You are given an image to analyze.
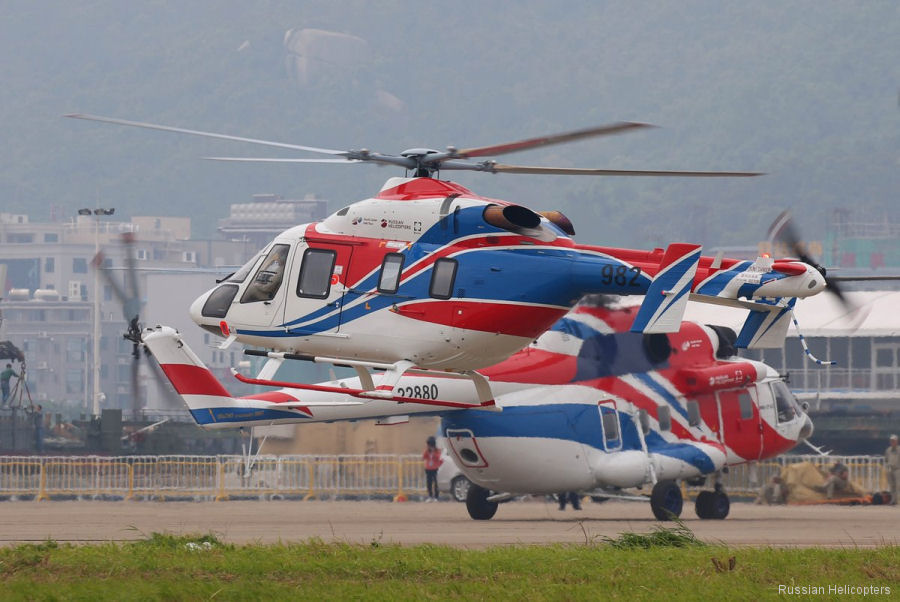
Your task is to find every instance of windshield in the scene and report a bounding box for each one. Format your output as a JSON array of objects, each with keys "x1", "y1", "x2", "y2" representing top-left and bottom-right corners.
[
  {"x1": 241, "y1": 244, "x2": 290, "y2": 303},
  {"x1": 226, "y1": 251, "x2": 264, "y2": 284},
  {"x1": 771, "y1": 380, "x2": 797, "y2": 423}
]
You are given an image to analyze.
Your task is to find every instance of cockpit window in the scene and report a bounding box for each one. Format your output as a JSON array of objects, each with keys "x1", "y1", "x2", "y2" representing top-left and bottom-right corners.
[
  {"x1": 227, "y1": 251, "x2": 263, "y2": 284},
  {"x1": 240, "y1": 244, "x2": 290, "y2": 303},
  {"x1": 297, "y1": 248, "x2": 337, "y2": 299},
  {"x1": 771, "y1": 380, "x2": 796, "y2": 423}
]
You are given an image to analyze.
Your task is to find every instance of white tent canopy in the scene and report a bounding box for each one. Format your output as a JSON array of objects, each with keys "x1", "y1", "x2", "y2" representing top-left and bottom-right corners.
[{"x1": 681, "y1": 290, "x2": 900, "y2": 338}]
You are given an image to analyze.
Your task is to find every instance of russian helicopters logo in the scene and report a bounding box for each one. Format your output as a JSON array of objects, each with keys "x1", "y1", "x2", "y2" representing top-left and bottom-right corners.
[{"x1": 681, "y1": 339, "x2": 703, "y2": 352}]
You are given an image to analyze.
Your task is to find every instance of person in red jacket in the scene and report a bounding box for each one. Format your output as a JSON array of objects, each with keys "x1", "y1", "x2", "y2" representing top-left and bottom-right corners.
[{"x1": 423, "y1": 436, "x2": 443, "y2": 502}]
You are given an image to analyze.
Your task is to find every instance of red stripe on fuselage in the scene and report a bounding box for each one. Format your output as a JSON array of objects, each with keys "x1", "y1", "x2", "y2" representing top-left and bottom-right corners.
[
  {"x1": 241, "y1": 391, "x2": 298, "y2": 403},
  {"x1": 159, "y1": 363, "x2": 231, "y2": 397},
  {"x1": 393, "y1": 301, "x2": 568, "y2": 338},
  {"x1": 375, "y1": 178, "x2": 498, "y2": 202},
  {"x1": 482, "y1": 348, "x2": 576, "y2": 384},
  {"x1": 241, "y1": 392, "x2": 313, "y2": 416}
]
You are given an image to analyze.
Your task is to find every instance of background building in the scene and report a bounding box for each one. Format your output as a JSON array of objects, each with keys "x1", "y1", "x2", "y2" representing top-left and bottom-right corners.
[{"x1": 0, "y1": 194, "x2": 328, "y2": 426}]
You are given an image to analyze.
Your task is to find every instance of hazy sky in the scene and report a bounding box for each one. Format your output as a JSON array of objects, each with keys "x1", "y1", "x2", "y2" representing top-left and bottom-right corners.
[{"x1": 1, "y1": 1, "x2": 897, "y2": 247}]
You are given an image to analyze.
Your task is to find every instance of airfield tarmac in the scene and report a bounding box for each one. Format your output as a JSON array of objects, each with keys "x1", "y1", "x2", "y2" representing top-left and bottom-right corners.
[{"x1": 1, "y1": 499, "x2": 898, "y2": 548}]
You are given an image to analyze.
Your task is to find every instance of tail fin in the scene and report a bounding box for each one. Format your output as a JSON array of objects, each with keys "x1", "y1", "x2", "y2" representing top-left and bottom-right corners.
[
  {"x1": 735, "y1": 299, "x2": 795, "y2": 349},
  {"x1": 142, "y1": 326, "x2": 241, "y2": 427},
  {"x1": 631, "y1": 243, "x2": 701, "y2": 334}
]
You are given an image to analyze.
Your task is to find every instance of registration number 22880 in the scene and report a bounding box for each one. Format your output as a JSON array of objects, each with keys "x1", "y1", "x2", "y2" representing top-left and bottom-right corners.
[{"x1": 395, "y1": 384, "x2": 439, "y2": 400}]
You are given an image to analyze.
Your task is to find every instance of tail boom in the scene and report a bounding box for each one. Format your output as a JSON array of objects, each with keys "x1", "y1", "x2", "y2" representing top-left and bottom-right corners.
[{"x1": 142, "y1": 326, "x2": 473, "y2": 429}]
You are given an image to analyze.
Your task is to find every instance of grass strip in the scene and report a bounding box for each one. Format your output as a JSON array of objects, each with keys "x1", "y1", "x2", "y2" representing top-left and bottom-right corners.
[{"x1": 0, "y1": 529, "x2": 896, "y2": 601}]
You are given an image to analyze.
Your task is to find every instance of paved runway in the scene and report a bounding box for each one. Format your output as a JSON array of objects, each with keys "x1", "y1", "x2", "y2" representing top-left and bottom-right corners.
[{"x1": 1, "y1": 499, "x2": 898, "y2": 547}]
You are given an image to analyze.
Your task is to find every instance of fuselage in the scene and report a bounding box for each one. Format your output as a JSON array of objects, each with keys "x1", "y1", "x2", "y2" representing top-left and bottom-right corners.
[
  {"x1": 189, "y1": 177, "x2": 825, "y2": 372},
  {"x1": 147, "y1": 302, "x2": 812, "y2": 496},
  {"x1": 441, "y1": 304, "x2": 812, "y2": 494}
]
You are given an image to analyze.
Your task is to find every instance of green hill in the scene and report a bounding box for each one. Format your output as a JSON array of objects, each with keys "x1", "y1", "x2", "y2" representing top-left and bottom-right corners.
[{"x1": 1, "y1": 1, "x2": 897, "y2": 248}]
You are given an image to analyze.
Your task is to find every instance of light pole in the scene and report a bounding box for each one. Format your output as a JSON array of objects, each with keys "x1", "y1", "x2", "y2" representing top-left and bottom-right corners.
[{"x1": 79, "y1": 207, "x2": 115, "y2": 417}]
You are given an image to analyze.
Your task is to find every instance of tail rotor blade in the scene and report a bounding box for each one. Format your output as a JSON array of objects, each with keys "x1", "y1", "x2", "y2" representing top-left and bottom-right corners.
[
  {"x1": 92, "y1": 251, "x2": 129, "y2": 308},
  {"x1": 131, "y1": 343, "x2": 141, "y2": 420},
  {"x1": 121, "y1": 232, "x2": 142, "y2": 322}
]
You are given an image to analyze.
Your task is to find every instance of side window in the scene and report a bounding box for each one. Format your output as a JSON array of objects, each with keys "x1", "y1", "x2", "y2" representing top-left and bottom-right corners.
[
  {"x1": 738, "y1": 392, "x2": 754, "y2": 420},
  {"x1": 241, "y1": 244, "x2": 290, "y2": 303},
  {"x1": 687, "y1": 400, "x2": 701, "y2": 427},
  {"x1": 658, "y1": 406, "x2": 671, "y2": 432},
  {"x1": 297, "y1": 248, "x2": 337, "y2": 299},
  {"x1": 429, "y1": 258, "x2": 458, "y2": 299},
  {"x1": 638, "y1": 409, "x2": 650, "y2": 435},
  {"x1": 598, "y1": 402, "x2": 621, "y2": 450},
  {"x1": 378, "y1": 253, "x2": 405, "y2": 294}
]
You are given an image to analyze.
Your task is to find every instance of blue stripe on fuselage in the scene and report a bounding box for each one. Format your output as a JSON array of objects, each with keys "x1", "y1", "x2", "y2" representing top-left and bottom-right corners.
[
  {"x1": 440, "y1": 403, "x2": 715, "y2": 473},
  {"x1": 632, "y1": 373, "x2": 689, "y2": 420},
  {"x1": 190, "y1": 407, "x2": 311, "y2": 425},
  {"x1": 267, "y1": 247, "x2": 634, "y2": 336}
]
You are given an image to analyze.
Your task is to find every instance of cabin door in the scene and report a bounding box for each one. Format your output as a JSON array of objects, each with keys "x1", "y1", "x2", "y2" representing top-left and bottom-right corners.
[
  {"x1": 282, "y1": 243, "x2": 357, "y2": 335},
  {"x1": 715, "y1": 389, "x2": 763, "y2": 462}
]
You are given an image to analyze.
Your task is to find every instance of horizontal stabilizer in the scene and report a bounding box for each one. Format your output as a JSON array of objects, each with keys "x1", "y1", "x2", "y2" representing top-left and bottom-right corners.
[{"x1": 631, "y1": 243, "x2": 701, "y2": 334}]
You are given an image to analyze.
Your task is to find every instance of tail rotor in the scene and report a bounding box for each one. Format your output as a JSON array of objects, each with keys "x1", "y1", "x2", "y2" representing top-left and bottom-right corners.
[{"x1": 93, "y1": 232, "x2": 144, "y2": 420}]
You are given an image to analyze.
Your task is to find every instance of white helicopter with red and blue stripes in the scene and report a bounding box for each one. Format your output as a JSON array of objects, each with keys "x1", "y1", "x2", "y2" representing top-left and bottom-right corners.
[
  {"x1": 68, "y1": 114, "x2": 842, "y2": 409},
  {"x1": 142, "y1": 299, "x2": 814, "y2": 520}
]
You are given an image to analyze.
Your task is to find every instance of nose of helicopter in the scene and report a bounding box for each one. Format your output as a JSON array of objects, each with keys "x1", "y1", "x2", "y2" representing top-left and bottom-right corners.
[
  {"x1": 189, "y1": 289, "x2": 211, "y2": 326},
  {"x1": 798, "y1": 413, "x2": 814, "y2": 441}
]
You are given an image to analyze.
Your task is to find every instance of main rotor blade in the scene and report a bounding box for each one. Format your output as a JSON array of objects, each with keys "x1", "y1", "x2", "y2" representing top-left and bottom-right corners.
[
  {"x1": 66, "y1": 113, "x2": 348, "y2": 156},
  {"x1": 454, "y1": 122, "x2": 654, "y2": 159},
  {"x1": 828, "y1": 275, "x2": 900, "y2": 281},
  {"x1": 485, "y1": 163, "x2": 764, "y2": 177},
  {"x1": 203, "y1": 154, "x2": 415, "y2": 168},
  {"x1": 203, "y1": 157, "x2": 362, "y2": 163}
]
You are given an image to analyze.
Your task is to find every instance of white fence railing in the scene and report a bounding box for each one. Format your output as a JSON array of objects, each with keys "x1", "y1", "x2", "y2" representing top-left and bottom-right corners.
[
  {"x1": 0, "y1": 454, "x2": 889, "y2": 500},
  {"x1": 0, "y1": 454, "x2": 427, "y2": 500}
]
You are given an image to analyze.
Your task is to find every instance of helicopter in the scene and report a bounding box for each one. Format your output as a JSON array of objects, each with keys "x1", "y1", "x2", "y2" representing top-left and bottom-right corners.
[
  {"x1": 68, "y1": 114, "x2": 836, "y2": 406},
  {"x1": 141, "y1": 299, "x2": 815, "y2": 520}
]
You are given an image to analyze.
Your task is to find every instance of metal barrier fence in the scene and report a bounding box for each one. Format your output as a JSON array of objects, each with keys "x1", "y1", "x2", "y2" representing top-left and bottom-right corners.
[
  {"x1": 0, "y1": 454, "x2": 427, "y2": 500},
  {"x1": 0, "y1": 453, "x2": 889, "y2": 500}
]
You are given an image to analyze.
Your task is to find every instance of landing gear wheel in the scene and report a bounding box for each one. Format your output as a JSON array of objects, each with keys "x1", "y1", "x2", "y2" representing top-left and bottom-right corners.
[
  {"x1": 451, "y1": 476, "x2": 472, "y2": 503},
  {"x1": 650, "y1": 480, "x2": 683, "y2": 521},
  {"x1": 695, "y1": 490, "x2": 730, "y2": 519},
  {"x1": 465, "y1": 484, "x2": 498, "y2": 520}
]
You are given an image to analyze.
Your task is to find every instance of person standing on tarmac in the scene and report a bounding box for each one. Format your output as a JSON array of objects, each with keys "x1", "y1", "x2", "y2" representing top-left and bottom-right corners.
[
  {"x1": 423, "y1": 436, "x2": 443, "y2": 502},
  {"x1": 886, "y1": 434, "x2": 900, "y2": 506},
  {"x1": 1, "y1": 363, "x2": 19, "y2": 406},
  {"x1": 557, "y1": 492, "x2": 582, "y2": 511}
]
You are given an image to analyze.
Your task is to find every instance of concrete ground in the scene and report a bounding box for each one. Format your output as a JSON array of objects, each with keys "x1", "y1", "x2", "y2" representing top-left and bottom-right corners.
[{"x1": 1, "y1": 499, "x2": 898, "y2": 548}]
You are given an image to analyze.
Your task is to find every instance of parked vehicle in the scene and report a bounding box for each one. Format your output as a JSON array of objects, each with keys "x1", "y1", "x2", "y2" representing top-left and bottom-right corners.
[{"x1": 436, "y1": 443, "x2": 471, "y2": 502}]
